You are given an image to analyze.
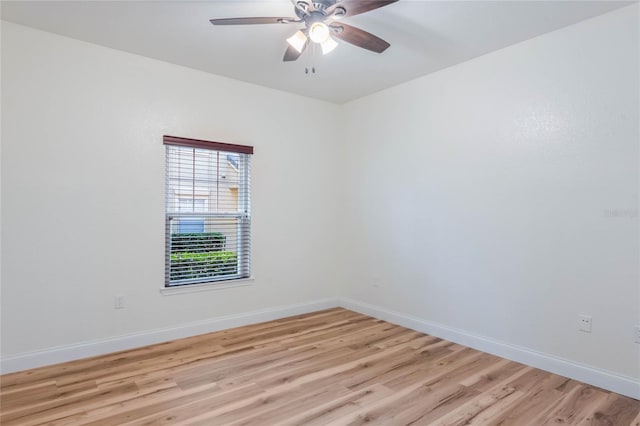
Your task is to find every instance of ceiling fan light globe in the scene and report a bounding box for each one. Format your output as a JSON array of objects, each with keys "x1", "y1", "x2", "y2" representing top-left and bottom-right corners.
[
  {"x1": 286, "y1": 30, "x2": 307, "y2": 53},
  {"x1": 309, "y1": 22, "x2": 330, "y2": 43},
  {"x1": 321, "y1": 37, "x2": 338, "y2": 54}
]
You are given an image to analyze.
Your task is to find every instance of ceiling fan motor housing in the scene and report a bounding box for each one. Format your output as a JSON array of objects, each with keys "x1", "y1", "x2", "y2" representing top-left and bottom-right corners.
[{"x1": 295, "y1": 0, "x2": 345, "y2": 22}]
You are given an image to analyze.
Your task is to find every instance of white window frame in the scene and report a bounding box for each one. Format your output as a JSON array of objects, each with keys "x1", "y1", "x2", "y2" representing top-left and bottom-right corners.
[{"x1": 163, "y1": 135, "x2": 252, "y2": 289}]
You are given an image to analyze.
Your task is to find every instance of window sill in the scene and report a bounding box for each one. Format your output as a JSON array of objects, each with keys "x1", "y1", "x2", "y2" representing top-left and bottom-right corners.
[{"x1": 159, "y1": 277, "x2": 254, "y2": 296}]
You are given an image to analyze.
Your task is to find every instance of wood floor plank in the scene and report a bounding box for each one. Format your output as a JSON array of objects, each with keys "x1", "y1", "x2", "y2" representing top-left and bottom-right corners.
[
  {"x1": 365, "y1": 360, "x2": 528, "y2": 425},
  {"x1": 481, "y1": 368, "x2": 578, "y2": 425},
  {"x1": 1, "y1": 308, "x2": 638, "y2": 425},
  {"x1": 587, "y1": 393, "x2": 640, "y2": 426},
  {"x1": 45, "y1": 381, "x2": 219, "y2": 426},
  {"x1": 427, "y1": 366, "x2": 533, "y2": 425},
  {"x1": 537, "y1": 384, "x2": 610, "y2": 426},
  {"x1": 280, "y1": 384, "x2": 395, "y2": 426}
]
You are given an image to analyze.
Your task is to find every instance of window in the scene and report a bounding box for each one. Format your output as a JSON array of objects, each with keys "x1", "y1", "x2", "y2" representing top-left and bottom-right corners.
[
  {"x1": 176, "y1": 198, "x2": 206, "y2": 233},
  {"x1": 164, "y1": 135, "x2": 253, "y2": 287}
]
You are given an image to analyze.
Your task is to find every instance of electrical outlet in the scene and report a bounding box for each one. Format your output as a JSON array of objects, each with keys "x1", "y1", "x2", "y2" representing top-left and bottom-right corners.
[
  {"x1": 634, "y1": 325, "x2": 640, "y2": 344},
  {"x1": 114, "y1": 295, "x2": 125, "y2": 309},
  {"x1": 578, "y1": 315, "x2": 592, "y2": 333}
]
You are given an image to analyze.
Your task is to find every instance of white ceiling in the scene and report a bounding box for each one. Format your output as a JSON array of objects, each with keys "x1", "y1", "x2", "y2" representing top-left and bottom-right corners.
[{"x1": 1, "y1": 0, "x2": 633, "y2": 103}]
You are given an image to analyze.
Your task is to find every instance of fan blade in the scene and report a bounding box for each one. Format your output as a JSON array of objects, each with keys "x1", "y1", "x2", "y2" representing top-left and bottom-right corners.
[
  {"x1": 210, "y1": 17, "x2": 298, "y2": 25},
  {"x1": 326, "y1": 0, "x2": 398, "y2": 18},
  {"x1": 283, "y1": 40, "x2": 308, "y2": 61},
  {"x1": 330, "y1": 23, "x2": 390, "y2": 53}
]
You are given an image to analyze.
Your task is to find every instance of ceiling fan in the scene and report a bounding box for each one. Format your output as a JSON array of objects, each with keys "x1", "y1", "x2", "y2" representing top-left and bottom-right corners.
[{"x1": 210, "y1": 0, "x2": 398, "y2": 62}]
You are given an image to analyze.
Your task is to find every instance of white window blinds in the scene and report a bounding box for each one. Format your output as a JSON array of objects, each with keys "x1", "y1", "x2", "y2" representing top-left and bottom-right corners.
[{"x1": 164, "y1": 136, "x2": 252, "y2": 287}]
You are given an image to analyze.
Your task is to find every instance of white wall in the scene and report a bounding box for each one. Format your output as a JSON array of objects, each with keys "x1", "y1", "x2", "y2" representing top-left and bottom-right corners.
[
  {"x1": 340, "y1": 4, "x2": 639, "y2": 382},
  {"x1": 1, "y1": 4, "x2": 639, "y2": 395},
  {"x1": 1, "y1": 21, "x2": 342, "y2": 358}
]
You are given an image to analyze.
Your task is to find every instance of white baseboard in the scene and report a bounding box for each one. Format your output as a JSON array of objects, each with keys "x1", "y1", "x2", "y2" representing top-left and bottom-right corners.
[
  {"x1": 0, "y1": 298, "x2": 339, "y2": 374},
  {"x1": 3, "y1": 296, "x2": 638, "y2": 400},
  {"x1": 338, "y1": 297, "x2": 640, "y2": 400}
]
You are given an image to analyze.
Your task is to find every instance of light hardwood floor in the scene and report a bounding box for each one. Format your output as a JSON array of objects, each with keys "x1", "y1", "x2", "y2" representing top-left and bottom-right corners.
[{"x1": 1, "y1": 308, "x2": 639, "y2": 425}]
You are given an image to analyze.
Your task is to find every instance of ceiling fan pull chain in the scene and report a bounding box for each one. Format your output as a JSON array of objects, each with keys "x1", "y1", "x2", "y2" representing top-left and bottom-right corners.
[
  {"x1": 307, "y1": 42, "x2": 317, "y2": 75},
  {"x1": 304, "y1": 43, "x2": 312, "y2": 75}
]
